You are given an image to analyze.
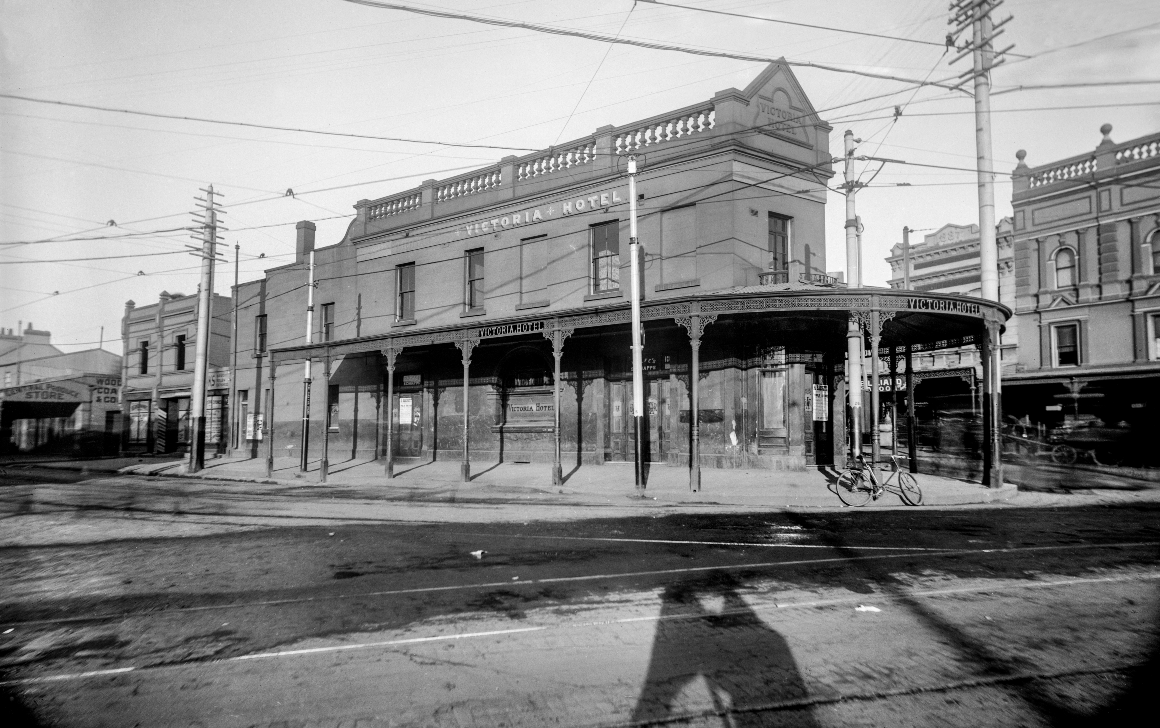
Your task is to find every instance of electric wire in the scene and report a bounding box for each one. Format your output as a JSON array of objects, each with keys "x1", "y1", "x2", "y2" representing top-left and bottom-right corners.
[{"x1": 339, "y1": 0, "x2": 971, "y2": 92}]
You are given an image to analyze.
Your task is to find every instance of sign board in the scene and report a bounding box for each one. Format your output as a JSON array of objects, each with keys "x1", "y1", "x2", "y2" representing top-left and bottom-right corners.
[
  {"x1": 812, "y1": 384, "x2": 829, "y2": 422},
  {"x1": 399, "y1": 396, "x2": 413, "y2": 423},
  {"x1": 402, "y1": 374, "x2": 421, "y2": 386},
  {"x1": 208, "y1": 367, "x2": 231, "y2": 389},
  {"x1": 0, "y1": 380, "x2": 88, "y2": 403}
]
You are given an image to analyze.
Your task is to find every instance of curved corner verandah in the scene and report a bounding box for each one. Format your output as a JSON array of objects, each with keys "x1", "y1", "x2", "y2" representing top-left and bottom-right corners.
[{"x1": 260, "y1": 288, "x2": 1010, "y2": 491}]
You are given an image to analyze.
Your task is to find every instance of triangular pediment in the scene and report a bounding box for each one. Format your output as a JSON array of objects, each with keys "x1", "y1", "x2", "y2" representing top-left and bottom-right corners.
[
  {"x1": 1047, "y1": 293, "x2": 1077, "y2": 308},
  {"x1": 733, "y1": 60, "x2": 825, "y2": 147}
]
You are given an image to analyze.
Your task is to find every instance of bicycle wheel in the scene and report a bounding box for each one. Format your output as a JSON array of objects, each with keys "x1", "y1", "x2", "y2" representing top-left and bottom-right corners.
[
  {"x1": 835, "y1": 470, "x2": 872, "y2": 507},
  {"x1": 1051, "y1": 444, "x2": 1077, "y2": 465},
  {"x1": 897, "y1": 471, "x2": 922, "y2": 506}
]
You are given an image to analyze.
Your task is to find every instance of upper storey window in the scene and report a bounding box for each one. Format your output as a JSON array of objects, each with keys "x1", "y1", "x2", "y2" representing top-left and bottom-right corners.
[
  {"x1": 321, "y1": 302, "x2": 335, "y2": 342},
  {"x1": 397, "y1": 263, "x2": 416, "y2": 321},
  {"x1": 1054, "y1": 247, "x2": 1076, "y2": 289},
  {"x1": 591, "y1": 220, "x2": 620, "y2": 293},
  {"x1": 768, "y1": 213, "x2": 791, "y2": 270},
  {"x1": 465, "y1": 248, "x2": 485, "y2": 311}
]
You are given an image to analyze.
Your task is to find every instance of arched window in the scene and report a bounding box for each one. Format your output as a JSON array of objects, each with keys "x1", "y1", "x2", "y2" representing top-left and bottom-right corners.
[{"x1": 1054, "y1": 247, "x2": 1076, "y2": 288}]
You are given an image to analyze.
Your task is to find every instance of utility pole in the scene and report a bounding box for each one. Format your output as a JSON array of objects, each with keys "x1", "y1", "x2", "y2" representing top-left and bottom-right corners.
[
  {"x1": 949, "y1": 0, "x2": 1013, "y2": 302},
  {"x1": 902, "y1": 226, "x2": 912, "y2": 290},
  {"x1": 228, "y1": 243, "x2": 239, "y2": 455},
  {"x1": 187, "y1": 186, "x2": 226, "y2": 473},
  {"x1": 950, "y1": 0, "x2": 1014, "y2": 488},
  {"x1": 627, "y1": 156, "x2": 644, "y2": 491},
  {"x1": 843, "y1": 130, "x2": 864, "y2": 464},
  {"x1": 300, "y1": 250, "x2": 316, "y2": 473}
]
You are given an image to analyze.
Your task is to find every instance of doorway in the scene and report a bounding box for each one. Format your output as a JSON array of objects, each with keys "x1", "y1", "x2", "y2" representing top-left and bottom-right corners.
[
  {"x1": 395, "y1": 391, "x2": 423, "y2": 458},
  {"x1": 608, "y1": 379, "x2": 667, "y2": 463}
]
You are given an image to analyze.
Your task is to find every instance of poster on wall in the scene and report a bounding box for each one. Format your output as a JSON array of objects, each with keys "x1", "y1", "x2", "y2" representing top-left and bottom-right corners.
[
  {"x1": 245, "y1": 413, "x2": 264, "y2": 440},
  {"x1": 812, "y1": 384, "x2": 829, "y2": 422},
  {"x1": 399, "y1": 396, "x2": 413, "y2": 424}
]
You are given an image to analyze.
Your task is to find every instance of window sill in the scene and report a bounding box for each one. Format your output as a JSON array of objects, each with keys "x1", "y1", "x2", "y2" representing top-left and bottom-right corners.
[
  {"x1": 584, "y1": 290, "x2": 621, "y2": 303},
  {"x1": 393, "y1": 318, "x2": 417, "y2": 328},
  {"x1": 655, "y1": 279, "x2": 700, "y2": 292},
  {"x1": 459, "y1": 308, "x2": 487, "y2": 318},
  {"x1": 515, "y1": 300, "x2": 550, "y2": 311}
]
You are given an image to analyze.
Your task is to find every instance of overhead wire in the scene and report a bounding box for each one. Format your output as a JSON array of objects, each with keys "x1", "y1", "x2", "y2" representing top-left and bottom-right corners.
[{"x1": 339, "y1": 0, "x2": 972, "y2": 92}]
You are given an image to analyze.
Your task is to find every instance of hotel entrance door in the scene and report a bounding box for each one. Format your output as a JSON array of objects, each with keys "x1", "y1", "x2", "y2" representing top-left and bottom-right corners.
[{"x1": 608, "y1": 379, "x2": 666, "y2": 463}]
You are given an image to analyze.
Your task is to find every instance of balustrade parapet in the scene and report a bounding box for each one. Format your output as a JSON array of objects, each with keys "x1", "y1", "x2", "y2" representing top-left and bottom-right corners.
[{"x1": 1015, "y1": 130, "x2": 1160, "y2": 196}]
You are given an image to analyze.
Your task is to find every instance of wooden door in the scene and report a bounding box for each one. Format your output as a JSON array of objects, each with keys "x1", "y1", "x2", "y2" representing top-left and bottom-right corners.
[{"x1": 608, "y1": 381, "x2": 628, "y2": 461}]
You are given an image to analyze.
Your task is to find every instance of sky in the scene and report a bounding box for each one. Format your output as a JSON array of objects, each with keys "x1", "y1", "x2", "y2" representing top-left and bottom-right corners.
[{"x1": 2, "y1": 0, "x2": 1159, "y2": 355}]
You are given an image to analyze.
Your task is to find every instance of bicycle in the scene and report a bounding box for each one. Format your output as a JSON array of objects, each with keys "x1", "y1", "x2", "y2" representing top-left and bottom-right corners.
[{"x1": 834, "y1": 454, "x2": 922, "y2": 507}]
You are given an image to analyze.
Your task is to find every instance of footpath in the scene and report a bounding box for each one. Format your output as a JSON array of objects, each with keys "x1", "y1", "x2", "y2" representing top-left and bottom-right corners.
[{"x1": 7, "y1": 453, "x2": 1022, "y2": 509}]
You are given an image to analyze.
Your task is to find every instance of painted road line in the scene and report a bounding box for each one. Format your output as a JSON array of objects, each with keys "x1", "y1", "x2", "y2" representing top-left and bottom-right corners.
[{"x1": 5, "y1": 571, "x2": 1157, "y2": 686}]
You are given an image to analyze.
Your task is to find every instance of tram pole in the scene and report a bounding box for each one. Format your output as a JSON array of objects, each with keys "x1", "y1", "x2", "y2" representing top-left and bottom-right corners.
[
  {"x1": 843, "y1": 131, "x2": 864, "y2": 464},
  {"x1": 627, "y1": 156, "x2": 645, "y2": 491},
  {"x1": 300, "y1": 250, "x2": 315, "y2": 473}
]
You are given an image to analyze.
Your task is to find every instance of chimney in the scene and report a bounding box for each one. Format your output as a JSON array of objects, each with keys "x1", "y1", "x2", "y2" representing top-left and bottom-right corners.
[{"x1": 296, "y1": 220, "x2": 316, "y2": 263}]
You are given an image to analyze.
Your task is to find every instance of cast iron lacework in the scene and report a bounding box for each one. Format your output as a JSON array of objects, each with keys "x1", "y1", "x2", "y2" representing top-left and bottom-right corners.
[
  {"x1": 700, "y1": 296, "x2": 872, "y2": 314},
  {"x1": 673, "y1": 314, "x2": 719, "y2": 340}
]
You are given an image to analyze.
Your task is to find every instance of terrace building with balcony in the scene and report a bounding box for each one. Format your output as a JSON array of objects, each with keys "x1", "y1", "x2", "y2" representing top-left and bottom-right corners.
[{"x1": 232, "y1": 61, "x2": 1010, "y2": 488}]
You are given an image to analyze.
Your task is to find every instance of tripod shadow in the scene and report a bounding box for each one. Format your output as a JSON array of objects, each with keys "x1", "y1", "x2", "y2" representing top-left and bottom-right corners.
[{"x1": 631, "y1": 572, "x2": 818, "y2": 726}]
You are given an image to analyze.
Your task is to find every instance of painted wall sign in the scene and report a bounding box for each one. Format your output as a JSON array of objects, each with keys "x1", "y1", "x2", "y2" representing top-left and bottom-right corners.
[
  {"x1": 208, "y1": 367, "x2": 231, "y2": 389},
  {"x1": 476, "y1": 320, "x2": 545, "y2": 339},
  {"x1": 0, "y1": 381, "x2": 87, "y2": 403},
  {"x1": 903, "y1": 297, "x2": 981, "y2": 315},
  {"x1": 458, "y1": 187, "x2": 627, "y2": 239}
]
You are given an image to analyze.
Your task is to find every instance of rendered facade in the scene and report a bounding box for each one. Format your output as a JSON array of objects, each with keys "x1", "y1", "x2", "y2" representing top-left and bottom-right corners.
[
  {"x1": 1007, "y1": 124, "x2": 1160, "y2": 463},
  {"x1": 232, "y1": 62, "x2": 1010, "y2": 487}
]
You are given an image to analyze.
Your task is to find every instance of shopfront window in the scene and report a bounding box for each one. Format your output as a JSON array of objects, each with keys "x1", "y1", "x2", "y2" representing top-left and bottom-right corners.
[
  {"x1": 128, "y1": 401, "x2": 150, "y2": 444},
  {"x1": 591, "y1": 220, "x2": 620, "y2": 293}
]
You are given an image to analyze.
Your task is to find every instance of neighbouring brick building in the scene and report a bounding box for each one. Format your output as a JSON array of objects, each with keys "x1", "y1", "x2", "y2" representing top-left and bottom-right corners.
[
  {"x1": 121, "y1": 291, "x2": 232, "y2": 455},
  {"x1": 233, "y1": 61, "x2": 1010, "y2": 488},
  {"x1": 1006, "y1": 124, "x2": 1160, "y2": 464}
]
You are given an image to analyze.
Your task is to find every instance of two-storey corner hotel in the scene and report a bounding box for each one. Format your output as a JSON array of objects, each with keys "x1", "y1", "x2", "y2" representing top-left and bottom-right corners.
[{"x1": 231, "y1": 62, "x2": 1011, "y2": 489}]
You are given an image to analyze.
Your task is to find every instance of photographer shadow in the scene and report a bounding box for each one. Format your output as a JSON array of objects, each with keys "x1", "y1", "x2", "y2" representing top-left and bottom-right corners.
[{"x1": 631, "y1": 572, "x2": 818, "y2": 727}]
